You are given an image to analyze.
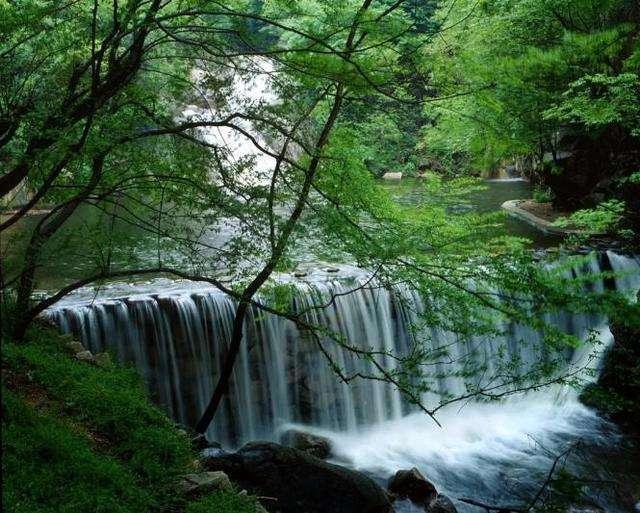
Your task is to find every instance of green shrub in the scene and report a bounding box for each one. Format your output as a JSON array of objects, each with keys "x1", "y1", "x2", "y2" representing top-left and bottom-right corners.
[{"x1": 532, "y1": 186, "x2": 554, "y2": 203}]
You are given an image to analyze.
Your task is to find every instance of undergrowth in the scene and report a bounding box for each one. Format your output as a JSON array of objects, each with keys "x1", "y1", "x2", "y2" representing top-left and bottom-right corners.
[{"x1": 1, "y1": 324, "x2": 258, "y2": 513}]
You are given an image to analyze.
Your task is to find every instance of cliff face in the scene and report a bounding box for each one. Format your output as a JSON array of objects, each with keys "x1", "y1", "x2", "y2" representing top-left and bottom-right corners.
[{"x1": 581, "y1": 304, "x2": 640, "y2": 436}]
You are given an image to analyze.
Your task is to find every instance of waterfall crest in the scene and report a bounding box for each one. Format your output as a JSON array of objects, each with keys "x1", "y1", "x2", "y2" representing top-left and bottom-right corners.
[{"x1": 46, "y1": 252, "x2": 640, "y2": 445}]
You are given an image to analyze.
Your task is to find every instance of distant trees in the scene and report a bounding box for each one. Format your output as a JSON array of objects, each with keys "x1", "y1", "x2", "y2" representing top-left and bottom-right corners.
[{"x1": 420, "y1": 0, "x2": 640, "y2": 235}]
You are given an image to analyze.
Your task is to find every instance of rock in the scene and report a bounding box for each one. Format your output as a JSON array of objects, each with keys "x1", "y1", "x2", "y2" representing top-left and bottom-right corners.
[
  {"x1": 325, "y1": 267, "x2": 340, "y2": 273},
  {"x1": 178, "y1": 471, "x2": 232, "y2": 496},
  {"x1": 94, "y1": 352, "x2": 111, "y2": 367},
  {"x1": 204, "y1": 442, "x2": 393, "y2": 513},
  {"x1": 294, "y1": 271, "x2": 308, "y2": 278},
  {"x1": 428, "y1": 494, "x2": 457, "y2": 513},
  {"x1": 201, "y1": 441, "x2": 228, "y2": 459},
  {"x1": 382, "y1": 172, "x2": 402, "y2": 180},
  {"x1": 280, "y1": 429, "x2": 332, "y2": 459},
  {"x1": 388, "y1": 468, "x2": 437, "y2": 507},
  {"x1": 65, "y1": 340, "x2": 85, "y2": 353},
  {"x1": 74, "y1": 350, "x2": 95, "y2": 363}
]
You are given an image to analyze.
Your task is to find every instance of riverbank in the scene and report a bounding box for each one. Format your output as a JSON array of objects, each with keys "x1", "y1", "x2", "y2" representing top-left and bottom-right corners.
[
  {"x1": 501, "y1": 199, "x2": 584, "y2": 235},
  {"x1": 1, "y1": 323, "x2": 261, "y2": 513}
]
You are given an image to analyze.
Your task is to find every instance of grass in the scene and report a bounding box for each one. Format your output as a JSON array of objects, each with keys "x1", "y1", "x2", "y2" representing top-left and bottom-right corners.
[{"x1": 1, "y1": 323, "x2": 259, "y2": 513}]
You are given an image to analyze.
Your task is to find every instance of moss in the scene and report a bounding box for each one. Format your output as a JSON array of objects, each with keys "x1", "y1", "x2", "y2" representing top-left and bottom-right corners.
[
  {"x1": 2, "y1": 324, "x2": 259, "y2": 513},
  {"x1": 185, "y1": 492, "x2": 260, "y2": 513}
]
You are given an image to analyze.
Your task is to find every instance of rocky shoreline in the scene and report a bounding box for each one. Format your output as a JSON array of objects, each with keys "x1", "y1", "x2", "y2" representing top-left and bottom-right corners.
[
  {"x1": 188, "y1": 433, "x2": 458, "y2": 513},
  {"x1": 501, "y1": 199, "x2": 584, "y2": 235}
]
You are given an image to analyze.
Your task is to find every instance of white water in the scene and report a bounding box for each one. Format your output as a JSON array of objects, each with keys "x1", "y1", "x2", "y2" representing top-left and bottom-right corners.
[
  {"x1": 184, "y1": 57, "x2": 280, "y2": 185},
  {"x1": 45, "y1": 251, "x2": 640, "y2": 512}
]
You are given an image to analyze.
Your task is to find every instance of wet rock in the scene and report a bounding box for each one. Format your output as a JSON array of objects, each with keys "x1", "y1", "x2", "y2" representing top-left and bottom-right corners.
[
  {"x1": 280, "y1": 429, "x2": 332, "y2": 459},
  {"x1": 178, "y1": 471, "x2": 232, "y2": 496},
  {"x1": 201, "y1": 444, "x2": 228, "y2": 459},
  {"x1": 580, "y1": 304, "x2": 640, "y2": 434},
  {"x1": 204, "y1": 442, "x2": 393, "y2": 513},
  {"x1": 388, "y1": 467, "x2": 437, "y2": 507},
  {"x1": 428, "y1": 494, "x2": 457, "y2": 513},
  {"x1": 382, "y1": 172, "x2": 403, "y2": 180}
]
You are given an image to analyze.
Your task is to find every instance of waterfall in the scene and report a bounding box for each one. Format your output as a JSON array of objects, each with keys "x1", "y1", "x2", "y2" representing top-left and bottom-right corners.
[{"x1": 45, "y1": 252, "x2": 640, "y2": 447}]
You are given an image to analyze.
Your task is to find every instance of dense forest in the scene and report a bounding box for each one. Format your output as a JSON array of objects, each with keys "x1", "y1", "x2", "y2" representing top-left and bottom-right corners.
[{"x1": 1, "y1": 1, "x2": 639, "y2": 513}]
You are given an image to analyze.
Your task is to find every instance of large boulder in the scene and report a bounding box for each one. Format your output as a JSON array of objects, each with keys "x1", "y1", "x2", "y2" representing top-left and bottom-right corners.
[
  {"x1": 280, "y1": 429, "x2": 332, "y2": 459},
  {"x1": 204, "y1": 442, "x2": 393, "y2": 513},
  {"x1": 388, "y1": 467, "x2": 437, "y2": 507}
]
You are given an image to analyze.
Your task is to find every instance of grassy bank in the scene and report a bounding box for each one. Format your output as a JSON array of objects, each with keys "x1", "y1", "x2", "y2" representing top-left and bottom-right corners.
[{"x1": 1, "y1": 323, "x2": 259, "y2": 513}]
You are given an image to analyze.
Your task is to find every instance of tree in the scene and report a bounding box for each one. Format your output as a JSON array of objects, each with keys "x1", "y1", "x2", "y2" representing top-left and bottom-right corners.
[
  {"x1": 419, "y1": 1, "x2": 640, "y2": 187},
  {"x1": 1, "y1": 0, "x2": 627, "y2": 435}
]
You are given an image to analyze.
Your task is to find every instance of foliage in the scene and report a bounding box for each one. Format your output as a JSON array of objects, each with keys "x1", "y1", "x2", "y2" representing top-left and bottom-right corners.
[
  {"x1": 544, "y1": 73, "x2": 640, "y2": 136},
  {"x1": 554, "y1": 199, "x2": 626, "y2": 235},
  {"x1": 186, "y1": 493, "x2": 259, "y2": 513},
  {"x1": 420, "y1": 0, "x2": 640, "y2": 174},
  {"x1": 533, "y1": 186, "x2": 554, "y2": 203},
  {"x1": 1, "y1": 324, "x2": 259, "y2": 513},
  {"x1": 2, "y1": 388, "x2": 153, "y2": 513}
]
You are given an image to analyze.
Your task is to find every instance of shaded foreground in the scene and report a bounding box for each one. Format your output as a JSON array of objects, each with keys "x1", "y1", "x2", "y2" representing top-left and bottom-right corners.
[{"x1": 1, "y1": 325, "x2": 260, "y2": 513}]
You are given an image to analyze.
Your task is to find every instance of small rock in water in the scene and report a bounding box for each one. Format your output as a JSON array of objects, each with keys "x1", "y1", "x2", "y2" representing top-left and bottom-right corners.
[
  {"x1": 200, "y1": 446, "x2": 228, "y2": 459},
  {"x1": 325, "y1": 267, "x2": 340, "y2": 273},
  {"x1": 178, "y1": 471, "x2": 232, "y2": 495},
  {"x1": 294, "y1": 270, "x2": 308, "y2": 278},
  {"x1": 388, "y1": 467, "x2": 437, "y2": 507},
  {"x1": 566, "y1": 506, "x2": 604, "y2": 513},
  {"x1": 74, "y1": 350, "x2": 95, "y2": 364}
]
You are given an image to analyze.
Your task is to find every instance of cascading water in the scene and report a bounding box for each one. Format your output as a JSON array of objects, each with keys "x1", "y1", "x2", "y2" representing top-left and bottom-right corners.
[{"x1": 45, "y1": 251, "x2": 640, "y2": 512}]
